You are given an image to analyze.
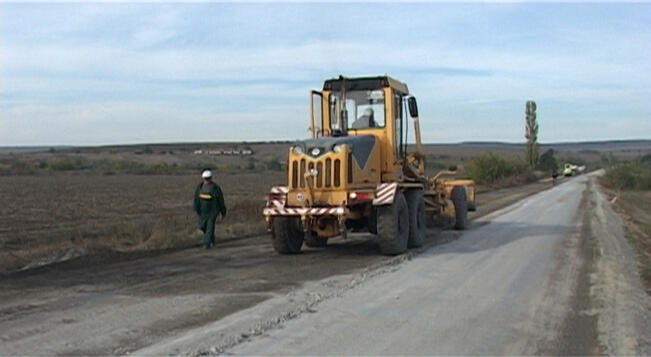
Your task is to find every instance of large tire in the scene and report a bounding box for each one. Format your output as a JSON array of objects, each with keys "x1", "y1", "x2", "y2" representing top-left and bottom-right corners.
[
  {"x1": 367, "y1": 208, "x2": 378, "y2": 235},
  {"x1": 272, "y1": 217, "x2": 304, "y2": 254},
  {"x1": 451, "y1": 186, "x2": 468, "y2": 230},
  {"x1": 376, "y1": 191, "x2": 409, "y2": 255},
  {"x1": 404, "y1": 189, "x2": 425, "y2": 248},
  {"x1": 304, "y1": 231, "x2": 328, "y2": 248}
]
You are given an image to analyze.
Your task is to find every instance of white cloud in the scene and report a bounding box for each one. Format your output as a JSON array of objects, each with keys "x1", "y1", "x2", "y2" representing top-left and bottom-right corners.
[{"x1": 5, "y1": 36, "x2": 649, "y2": 83}]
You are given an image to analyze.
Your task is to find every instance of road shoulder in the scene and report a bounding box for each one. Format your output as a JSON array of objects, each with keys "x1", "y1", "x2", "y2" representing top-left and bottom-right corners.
[{"x1": 575, "y1": 177, "x2": 650, "y2": 355}]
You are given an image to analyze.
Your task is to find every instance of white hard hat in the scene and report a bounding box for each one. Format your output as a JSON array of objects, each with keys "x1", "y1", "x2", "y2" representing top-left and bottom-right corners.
[{"x1": 201, "y1": 170, "x2": 212, "y2": 178}]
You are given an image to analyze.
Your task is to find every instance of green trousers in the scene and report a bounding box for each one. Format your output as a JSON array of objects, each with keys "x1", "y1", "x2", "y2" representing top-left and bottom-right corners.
[{"x1": 199, "y1": 215, "x2": 217, "y2": 248}]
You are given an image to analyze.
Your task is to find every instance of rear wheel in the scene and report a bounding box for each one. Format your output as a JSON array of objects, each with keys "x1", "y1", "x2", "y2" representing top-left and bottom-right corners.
[
  {"x1": 376, "y1": 192, "x2": 409, "y2": 255},
  {"x1": 272, "y1": 217, "x2": 304, "y2": 254},
  {"x1": 451, "y1": 186, "x2": 468, "y2": 230},
  {"x1": 367, "y1": 209, "x2": 378, "y2": 235},
  {"x1": 404, "y1": 189, "x2": 425, "y2": 248}
]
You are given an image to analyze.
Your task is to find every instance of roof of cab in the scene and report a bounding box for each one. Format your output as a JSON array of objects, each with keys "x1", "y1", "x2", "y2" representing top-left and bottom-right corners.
[{"x1": 323, "y1": 75, "x2": 409, "y2": 95}]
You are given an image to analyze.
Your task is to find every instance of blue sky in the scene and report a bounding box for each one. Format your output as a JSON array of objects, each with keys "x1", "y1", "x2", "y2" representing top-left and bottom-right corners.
[{"x1": 1, "y1": 1, "x2": 650, "y2": 146}]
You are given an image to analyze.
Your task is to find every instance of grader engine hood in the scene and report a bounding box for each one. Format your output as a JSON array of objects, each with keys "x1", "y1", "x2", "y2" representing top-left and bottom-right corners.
[
  {"x1": 287, "y1": 134, "x2": 379, "y2": 207},
  {"x1": 293, "y1": 135, "x2": 375, "y2": 169}
]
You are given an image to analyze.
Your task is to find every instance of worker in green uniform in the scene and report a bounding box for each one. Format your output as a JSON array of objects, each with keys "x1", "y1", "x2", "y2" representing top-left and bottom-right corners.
[{"x1": 193, "y1": 169, "x2": 227, "y2": 249}]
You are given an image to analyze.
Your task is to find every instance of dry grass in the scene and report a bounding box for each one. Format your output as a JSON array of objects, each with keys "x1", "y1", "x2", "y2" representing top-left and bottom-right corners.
[
  {"x1": 610, "y1": 190, "x2": 651, "y2": 294},
  {"x1": 0, "y1": 172, "x2": 283, "y2": 272}
]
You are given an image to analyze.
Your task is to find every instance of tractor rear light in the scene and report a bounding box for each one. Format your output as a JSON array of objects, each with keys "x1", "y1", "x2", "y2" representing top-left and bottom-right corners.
[{"x1": 349, "y1": 192, "x2": 372, "y2": 200}]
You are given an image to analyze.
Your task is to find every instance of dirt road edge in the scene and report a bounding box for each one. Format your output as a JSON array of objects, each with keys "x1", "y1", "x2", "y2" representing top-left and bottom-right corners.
[{"x1": 588, "y1": 177, "x2": 651, "y2": 355}]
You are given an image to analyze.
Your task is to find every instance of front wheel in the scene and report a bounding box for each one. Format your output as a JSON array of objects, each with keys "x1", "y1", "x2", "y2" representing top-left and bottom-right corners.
[
  {"x1": 404, "y1": 189, "x2": 425, "y2": 248},
  {"x1": 272, "y1": 217, "x2": 304, "y2": 254},
  {"x1": 376, "y1": 192, "x2": 409, "y2": 255}
]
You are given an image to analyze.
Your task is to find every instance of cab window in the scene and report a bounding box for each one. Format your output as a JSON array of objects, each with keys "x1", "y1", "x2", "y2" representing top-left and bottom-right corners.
[{"x1": 329, "y1": 90, "x2": 385, "y2": 131}]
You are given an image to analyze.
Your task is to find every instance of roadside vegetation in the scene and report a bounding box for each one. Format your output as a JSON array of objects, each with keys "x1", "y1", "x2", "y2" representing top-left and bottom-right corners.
[
  {"x1": 463, "y1": 152, "x2": 539, "y2": 189},
  {"x1": 600, "y1": 155, "x2": 651, "y2": 294},
  {"x1": 600, "y1": 156, "x2": 651, "y2": 191}
]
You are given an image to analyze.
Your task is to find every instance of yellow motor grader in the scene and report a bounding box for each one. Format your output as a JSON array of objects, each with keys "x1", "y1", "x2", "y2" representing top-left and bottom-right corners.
[{"x1": 263, "y1": 76, "x2": 475, "y2": 255}]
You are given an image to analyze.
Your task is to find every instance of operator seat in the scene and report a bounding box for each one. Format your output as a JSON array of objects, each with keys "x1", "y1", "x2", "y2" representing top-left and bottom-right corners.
[{"x1": 351, "y1": 108, "x2": 377, "y2": 129}]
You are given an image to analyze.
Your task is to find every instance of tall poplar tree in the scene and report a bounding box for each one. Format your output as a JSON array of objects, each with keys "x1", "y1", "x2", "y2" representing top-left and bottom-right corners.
[{"x1": 525, "y1": 101, "x2": 539, "y2": 167}]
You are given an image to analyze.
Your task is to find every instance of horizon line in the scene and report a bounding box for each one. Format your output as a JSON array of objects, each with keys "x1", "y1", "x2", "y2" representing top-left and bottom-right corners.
[{"x1": 2, "y1": 138, "x2": 649, "y2": 150}]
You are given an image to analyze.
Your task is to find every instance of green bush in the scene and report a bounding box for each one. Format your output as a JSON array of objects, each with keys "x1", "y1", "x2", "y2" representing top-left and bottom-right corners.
[
  {"x1": 537, "y1": 149, "x2": 558, "y2": 173},
  {"x1": 265, "y1": 158, "x2": 282, "y2": 171},
  {"x1": 601, "y1": 161, "x2": 651, "y2": 191},
  {"x1": 246, "y1": 158, "x2": 257, "y2": 171},
  {"x1": 464, "y1": 153, "x2": 529, "y2": 185},
  {"x1": 50, "y1": 158, "x2": 88, "y2": 171}
]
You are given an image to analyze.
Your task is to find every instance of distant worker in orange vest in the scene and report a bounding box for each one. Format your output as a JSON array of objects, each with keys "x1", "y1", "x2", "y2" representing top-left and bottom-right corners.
[{"x1": 193, "y1": 169, "x2": 227, "y2": 249}]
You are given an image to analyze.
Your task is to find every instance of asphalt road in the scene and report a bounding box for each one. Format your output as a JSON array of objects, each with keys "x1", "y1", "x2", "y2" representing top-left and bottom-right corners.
[{"x1": 228, "y1": 172, "x2": 650, "y2": 355}]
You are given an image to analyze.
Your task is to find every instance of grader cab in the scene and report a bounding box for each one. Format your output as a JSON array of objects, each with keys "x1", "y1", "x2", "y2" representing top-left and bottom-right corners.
[{"x1": 263, "y1": 76, "x2": 476, "y2": 255}]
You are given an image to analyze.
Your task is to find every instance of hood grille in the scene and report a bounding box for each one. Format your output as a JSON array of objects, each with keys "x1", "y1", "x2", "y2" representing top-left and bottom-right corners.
[{"x1": 290, "y1": 157, "x2": 342, "y2": 189}]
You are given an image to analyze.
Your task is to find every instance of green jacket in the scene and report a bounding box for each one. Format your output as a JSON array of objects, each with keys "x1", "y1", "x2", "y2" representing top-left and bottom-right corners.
[{"x1": 193, "y1": 181, "x2": 227, "y2": 218}]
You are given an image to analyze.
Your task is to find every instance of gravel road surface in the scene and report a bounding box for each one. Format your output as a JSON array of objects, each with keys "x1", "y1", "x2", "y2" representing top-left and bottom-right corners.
[{"x1": 226, "y1": 172, "x2": 650, "y2": 356}]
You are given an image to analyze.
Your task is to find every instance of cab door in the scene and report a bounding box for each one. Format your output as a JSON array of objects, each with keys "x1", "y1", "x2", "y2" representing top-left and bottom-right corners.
[
  {"x1": 394, "y1": 92, "x2": 406, "y2": 162},
  {"x1": 309, "y1": 90, "x2": 324, "y2": 138}
]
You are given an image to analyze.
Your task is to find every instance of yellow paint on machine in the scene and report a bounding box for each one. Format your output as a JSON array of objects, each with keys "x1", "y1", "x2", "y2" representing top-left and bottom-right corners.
[{"x1": 264, "y1": 75, "x2": 478, "y2": 254}]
